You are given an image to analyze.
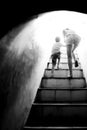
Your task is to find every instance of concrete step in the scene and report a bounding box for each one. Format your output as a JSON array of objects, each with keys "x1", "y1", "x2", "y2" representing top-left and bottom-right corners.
[
  {"x1": 60, "y1": 52, "x2": 78, "y2": 56},
  {"x1": 60, "y1": 58, "x2": 75, "y2": 63},
  {"x1": 48, "y1": 59, "x2": 79, "y2": 64},
  {"x1": 59, "y1": 54, "x2": 68, "y2": 59},
  {"x1": 44, "y1": 69, "x2": 83, "y2": 78},
  {"x1": 24, "y1": 126, "x2": 87, "y2": 129},
  {"x1": 41, "y1": 77, "x2": 86, "y2": 88},
  {"x1": 53, "y1": 52, "x2": 78, "y2": 56},
  {"x1": 48, "y1": 53, "x2": 79, "y2": 63},
  {"x1": 47, "y1": 63, "x2": 81, "y2": 69},
  {"x1": 48, "y1": 54, "x2": 68, "y2": 61},
  {"x1": 26, "y1": 103, "x2": 87, "y2": 127},
  {"x1": 60, "y1": 49, "x2": 78, "y2": 56},
  {"x1": 48, "y1": 57, "x2": 79, "y2": 62},
  {"x1": 35, "y1": 88, "x2": 87, "y2": 103},
  {"x1": 60, "y1": 53, "x2": 78, "y2": 59}
]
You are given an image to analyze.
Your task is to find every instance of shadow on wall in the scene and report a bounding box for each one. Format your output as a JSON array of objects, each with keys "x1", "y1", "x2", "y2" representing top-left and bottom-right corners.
[{"x1": 0, "y1": 33, "x2": 47, "y2": 130}]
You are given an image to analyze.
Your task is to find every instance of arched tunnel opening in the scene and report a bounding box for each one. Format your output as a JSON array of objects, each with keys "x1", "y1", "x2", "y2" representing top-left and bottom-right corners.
[{"x1": 0, "y1": 10, "x2": 87, "y2": 130}]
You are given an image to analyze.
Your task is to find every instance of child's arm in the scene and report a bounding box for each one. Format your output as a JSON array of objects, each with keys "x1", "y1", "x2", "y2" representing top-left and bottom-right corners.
[
  {"x1": 62, "y1": 45, "x2": 66, "y2": 47},
  {"x1": 61, "y1": 43, "x2": 66, "y2": 47}
]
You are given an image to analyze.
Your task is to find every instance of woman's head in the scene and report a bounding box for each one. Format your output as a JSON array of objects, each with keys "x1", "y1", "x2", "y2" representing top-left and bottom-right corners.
[
  {"x1": 63, "y1": 28, "x2": 70, "y2": 36},
  {"x1": 63, "y1": 28, "x2": 75, "y2": 37}
]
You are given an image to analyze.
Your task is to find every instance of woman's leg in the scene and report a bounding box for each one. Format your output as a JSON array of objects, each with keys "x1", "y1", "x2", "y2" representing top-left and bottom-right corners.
[
  {"x1": 67, "y1": 45, "x2": 73, "y2": 77},
  {"x1": 72, "y1": 43, "x2": 78, "y2": 67},
  {"x1": 72, "y1": 43, "x2": 76, "y2": 61}
]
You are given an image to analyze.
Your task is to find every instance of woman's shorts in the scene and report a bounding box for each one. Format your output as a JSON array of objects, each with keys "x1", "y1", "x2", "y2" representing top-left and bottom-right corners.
[
  {"x1": 65, "y1": 33, "x2": 81, "y2": 46},
  {"x1": 51, "y1": 52, "x2": 61, "y2": 66}
]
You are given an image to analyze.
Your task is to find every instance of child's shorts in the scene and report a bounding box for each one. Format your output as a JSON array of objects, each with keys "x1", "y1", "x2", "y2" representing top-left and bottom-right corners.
[{"x1": 51, "y1": 52, "x2": 61, "y2": 66}]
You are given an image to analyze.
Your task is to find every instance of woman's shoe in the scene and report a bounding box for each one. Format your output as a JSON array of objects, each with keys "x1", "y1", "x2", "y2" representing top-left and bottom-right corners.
[{"x1": 75, "y1": 60, "x2": 78, "y2": 67}]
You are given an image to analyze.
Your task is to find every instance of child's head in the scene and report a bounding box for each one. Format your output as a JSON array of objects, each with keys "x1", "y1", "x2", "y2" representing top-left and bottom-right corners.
[{"x1": 55, "y1": 37, "x2": 60, "y2": 42}]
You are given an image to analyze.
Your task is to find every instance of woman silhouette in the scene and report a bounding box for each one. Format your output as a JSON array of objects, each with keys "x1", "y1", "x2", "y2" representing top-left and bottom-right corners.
[{"x1": 63, "y1": 28, "x2": 81, "y2": 78}]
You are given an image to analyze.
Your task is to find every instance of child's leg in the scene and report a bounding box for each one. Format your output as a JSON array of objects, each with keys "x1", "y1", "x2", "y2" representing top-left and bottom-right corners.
[
  {"x1": 51, "y1": 55, "x2": 56, "y2": 74},
  {"x1": 47, "y1": 62, "x2": 49, "y2": 69},
  {"x1": 57, "y1": 52, "x2": 61, "y2": 69},
  {"x1": 57, "y1": 57, "x2": 60, "y2": 69},
  {"x1": 52, "y1": 64, "x2": 55, "y2": 74},
  {"x1": 57, "y1": 58, "x2": 60, "y2": 69}
]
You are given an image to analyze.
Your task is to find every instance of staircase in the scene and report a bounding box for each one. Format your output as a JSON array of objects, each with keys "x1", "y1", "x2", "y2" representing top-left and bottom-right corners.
[{"x1": 24, "y1": 50, "x2": 87, "y2": 129}]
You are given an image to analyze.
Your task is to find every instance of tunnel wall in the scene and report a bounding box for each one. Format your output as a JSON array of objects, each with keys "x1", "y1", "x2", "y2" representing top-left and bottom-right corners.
[{"x1": 0, "y1": 34, "x2": 50, "y2": 130}]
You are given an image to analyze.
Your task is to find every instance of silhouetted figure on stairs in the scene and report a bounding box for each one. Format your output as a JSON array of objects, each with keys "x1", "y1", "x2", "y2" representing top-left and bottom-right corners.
[
  {"x1": 50, "y1": 37, "x2": 64, "y2": 76},
  {"x1": 63, "y1": 28, "x2": 81, "y2": 78}
]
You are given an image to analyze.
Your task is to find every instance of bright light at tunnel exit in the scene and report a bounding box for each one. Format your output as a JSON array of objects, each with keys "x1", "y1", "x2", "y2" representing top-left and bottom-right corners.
[
  {"x1": 32, "y1": 11, "x2": 87, "y2": 58},
  {"x1": 33, "y1": 10, "x2": 87, "y2": 81},
  {"x1": 10, "y1": 10, "x2": 87, "y2": 81}
]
